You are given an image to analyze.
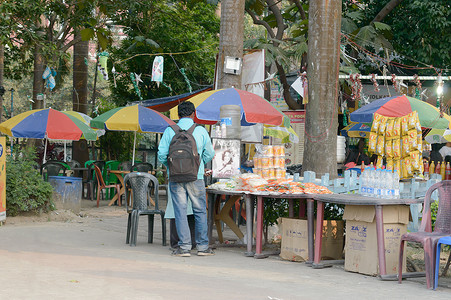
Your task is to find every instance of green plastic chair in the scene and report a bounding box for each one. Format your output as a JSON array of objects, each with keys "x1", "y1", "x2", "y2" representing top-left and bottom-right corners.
[{"x1": 105, "y1": 160, "x2": 121, "y2": 199}]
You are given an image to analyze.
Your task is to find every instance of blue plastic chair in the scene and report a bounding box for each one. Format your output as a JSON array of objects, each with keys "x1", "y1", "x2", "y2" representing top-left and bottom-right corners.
[{"x1": 434, "y1": 236, "x2": 451, "y2": 290}]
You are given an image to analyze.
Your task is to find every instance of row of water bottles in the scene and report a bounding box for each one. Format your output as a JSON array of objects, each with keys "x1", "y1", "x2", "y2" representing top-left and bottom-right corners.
[{"x1": 359, "y1": 168, "x2": 400, "y2": 199}]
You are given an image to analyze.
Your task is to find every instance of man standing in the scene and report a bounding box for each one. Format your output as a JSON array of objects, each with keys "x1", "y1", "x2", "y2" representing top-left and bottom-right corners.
[{"x1": 158, "y1": 101, "x2": 215, "y2": 257}]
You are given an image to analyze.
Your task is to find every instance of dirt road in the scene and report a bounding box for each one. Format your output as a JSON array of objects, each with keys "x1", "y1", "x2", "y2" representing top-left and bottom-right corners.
[{"x1": 1, "y1": 200, "x2": 450, "y2": 299}]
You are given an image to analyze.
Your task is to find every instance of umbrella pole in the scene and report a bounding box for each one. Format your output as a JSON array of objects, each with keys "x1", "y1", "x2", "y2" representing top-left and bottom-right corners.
[
  {"x1": 64, "y1": 141, "x2": 67, "y2": 162},
  {"x1": 132, "y1": 131, "x2": 136, "y2": 165},
  {"x1": 43, "y1": 138, "x2": 47, "y2": 164}
]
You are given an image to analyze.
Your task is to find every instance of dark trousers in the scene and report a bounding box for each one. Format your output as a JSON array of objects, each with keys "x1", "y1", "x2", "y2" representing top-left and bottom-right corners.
[{"x1": 170, "y1": 214, "x2": 196, "y2": 249}]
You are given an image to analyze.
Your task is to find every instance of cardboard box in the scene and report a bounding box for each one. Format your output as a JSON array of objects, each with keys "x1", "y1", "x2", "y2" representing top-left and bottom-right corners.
[
  {"x1": 343, "y1": 205, "x2": 409, "y2": 276},
  {"x1": 280, "y1": 218, "x2": 344, "y2": 262}
]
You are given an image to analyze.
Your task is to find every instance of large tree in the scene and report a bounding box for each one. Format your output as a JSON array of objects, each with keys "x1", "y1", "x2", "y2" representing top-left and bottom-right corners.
[
  {"x1": 302, "y1": 0, "x2": 342, "y2": 177},
  {"x1": 216, "y1": 0, "x2": 246, "y2": 89}
]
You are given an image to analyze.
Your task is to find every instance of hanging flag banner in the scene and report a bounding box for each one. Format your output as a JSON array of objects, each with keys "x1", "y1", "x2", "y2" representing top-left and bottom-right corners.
[
  {"x1": 98, "y1": 52, "x2": 109, "y2": 80},
  {"x1": 42, "y1": 66, "x2": 56, "y2": 90},
  {"x1": 151, "y1": 56, "x2": 164, "y2": 87}
]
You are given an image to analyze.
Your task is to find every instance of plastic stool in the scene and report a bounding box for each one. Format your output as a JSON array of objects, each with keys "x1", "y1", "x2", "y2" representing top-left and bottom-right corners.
[{"x1": 434, "y1": 236, "x2": 451, "y2": 290}]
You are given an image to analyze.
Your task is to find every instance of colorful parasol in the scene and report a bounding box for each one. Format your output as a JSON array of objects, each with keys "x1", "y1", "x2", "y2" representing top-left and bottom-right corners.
[
  {"x1": 350, "y1": 95, "x2": 451, "y2": 129},
  {"x1": 424, "y1": 129, "x2": 451, "y2": 144},
  {"x1": 0, "y1": 108, "x2": 97, "y2": 141},
  {"x1": 62, "y1": 111, "x2": 105, "y2": 138},
  {"x1": 90, "y1": 104, "x2": 175, "y2": 164},
  {"x1": 169, "y1": 88, "x2": 291, "y2": 127}
]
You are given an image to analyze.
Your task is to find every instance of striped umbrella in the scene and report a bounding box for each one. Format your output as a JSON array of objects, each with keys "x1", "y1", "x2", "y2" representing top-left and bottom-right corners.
[
  {"x1": 0, "y1": 108, "x2": 97, "y2": 141},
  {"x1": 90, "y1": 105, "x2": 175, "y2": 164},
  {"x1": 169, "y1": 88, "x2": 291, "y2": 127},
  {"x1": 350, "y1": 95, "x2": 451, "y2": 129},
  {"x1": 62, "y1": 111, "x2": 105, "y2": 138}
]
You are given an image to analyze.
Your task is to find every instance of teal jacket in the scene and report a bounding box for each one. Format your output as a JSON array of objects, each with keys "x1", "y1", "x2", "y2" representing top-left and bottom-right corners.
[{"x1": 158, "y1": 117, "x2": 215, "y2": 180}]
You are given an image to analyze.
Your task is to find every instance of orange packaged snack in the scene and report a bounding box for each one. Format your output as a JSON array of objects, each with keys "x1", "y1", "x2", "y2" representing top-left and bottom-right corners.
[
  {"x1": 402, "y1": 135, "x2": 410, "y2": 157},
  {"x1": 393, "y1": 117, "x2": 401, "y2": 137},
  {"x1": 385, "y1": 118, "x2": 395, "y2": 138},
  {"x1": 408, "y1": 111, "x2": 418, "y2": 130},
  {"x1": 385, "y1": 139, "x2": 393, "y2": 158},
  {"x1": 376, "y1": 155, "x2": 384, "y2": 169},
  {"x1": 392, "y1": 138, "x2": 401, "y2": 158},
  {"x1": 386, "y1": 158, "x2": 393, "y2": 171},
  {"x1": 408, "y1": 129, "x2": 418, "y2": 149},
  {"x1": 394, "y1": 159, "x2": 401, "y2": 174},
  {"x1": 379, "y1": 116, "x2": 388, "y2": 135},
  {"x1": 401, "y1": 115, "x2": 409, "y2": 135},
  {"x1": 410, "y1": 151, "x2": 420, "y2": 171},
  {"x1": 369, "y1": 132, "x2": 378, "y2": 153},
  {"x1": 405, "y1": 157, "x2": 413, "y2": 176},
  {"x1": 371, "y1": 113, "x2": 382, "y2": 132},
  {"x1": 417, "y1": 134, "x2": 423, "y2": 152},
  {"x1": 376, "y1": 135, "x2": 385, "y2": 156}
]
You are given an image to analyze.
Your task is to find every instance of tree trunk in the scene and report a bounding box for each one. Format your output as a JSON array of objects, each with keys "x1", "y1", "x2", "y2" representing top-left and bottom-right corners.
[
  {"x1": 0, "y1": 43, "x2": 4, "y2": 122},
  {"x1": 372, "y1": 0, "x2": 404, "y2": 23},
  {"x1": 216, "y1": 0, "x2": 245, "y2": 89},
  {"x1": 303, "y1": 0, "x2": 342, "y2": 178},
  {"x1": 72, "y1": 35, "x2": 90, "y2": 165},
  {"x1": 32, "y1": 42, "x2": 45, "y2": 110},
  {"x1": 73, "y1": 38, "x2": 88, "y2": 114}
]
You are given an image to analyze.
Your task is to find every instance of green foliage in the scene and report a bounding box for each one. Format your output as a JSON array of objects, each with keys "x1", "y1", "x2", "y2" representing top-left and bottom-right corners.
[
  {"x1": 5, "y1": 147, "x2": 54, "y2": 216},
  {"x1": 349, "y1": 0, "x2": 450, "y2": 75},
  {"x1": 263, "y1": 199, "x2": 343, "y2": 228},
  {"x1": 431, "y1": 200, "x2": 438, "y2": 230},
  {"x1": 107, "y1": 1, "x2": 220, "y2": 106}
]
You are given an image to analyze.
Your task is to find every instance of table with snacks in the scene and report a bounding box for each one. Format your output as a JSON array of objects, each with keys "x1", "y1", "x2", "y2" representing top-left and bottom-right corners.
[
  {"x1": 207, "y1": 173, "x2": 333, "y2": 258},
  {"x1": 312, "y1": 193, "x2": 424, "y2": 278}
]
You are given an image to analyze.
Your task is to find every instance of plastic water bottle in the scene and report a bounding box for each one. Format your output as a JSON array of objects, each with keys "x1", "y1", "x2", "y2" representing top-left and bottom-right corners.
[
  {"x1": 367, "y1": 168, "x2": 375, "y2": 197},
  {"x1": 373, "y1": 169, "x2": 380, "y2": 198},
  {"x1": 381, "y1": 170, "x2": 388, "y2": 199},
  {"x1": 393, "y1": 170, "x2": 400, "y2": 199},
  {"x1": 360, "y1": 168, "x2": 368, "y2": 196},
  {"x1": 385, "y1": 170, "x2": 393, "y2": 199}
]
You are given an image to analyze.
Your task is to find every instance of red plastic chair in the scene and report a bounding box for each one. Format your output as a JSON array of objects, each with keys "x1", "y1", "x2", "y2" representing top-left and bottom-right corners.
[
  {"x1": 93, "y1": 165, "x2": 120, "y2": 208},
  {"x1": 398, "y1": 180, "x2": 451, "y2": 289}
]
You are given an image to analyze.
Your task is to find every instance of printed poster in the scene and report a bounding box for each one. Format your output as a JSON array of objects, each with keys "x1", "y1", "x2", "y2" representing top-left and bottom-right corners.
[
  {"x1": 0, "y1": 137, "x2": 5, "y2": 221},
  {"x1": 212, "y1": 138, "x2": 241, "y2": 179},
  {"x1": 283, "y1": 111, "x2": 305, "y2": 166}
]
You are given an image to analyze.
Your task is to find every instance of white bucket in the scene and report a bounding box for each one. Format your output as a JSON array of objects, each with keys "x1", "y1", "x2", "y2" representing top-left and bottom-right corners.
[{"x1": 220, "y1": 105, "x2": 241, "y2": 139}]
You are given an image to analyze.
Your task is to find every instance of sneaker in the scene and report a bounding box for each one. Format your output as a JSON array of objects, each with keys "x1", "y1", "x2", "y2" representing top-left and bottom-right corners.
[
  {"x1": 172, "y1": 248, "x2": 191, "y2": 257},
  {"x1": 197, "y1": 248, "x2": 215, "y2": 256}
]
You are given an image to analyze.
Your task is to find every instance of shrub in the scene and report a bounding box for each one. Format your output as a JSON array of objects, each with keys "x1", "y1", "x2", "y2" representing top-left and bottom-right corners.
[{"x1": 6, "y1": 147, "x2": 54, "y2": 216}]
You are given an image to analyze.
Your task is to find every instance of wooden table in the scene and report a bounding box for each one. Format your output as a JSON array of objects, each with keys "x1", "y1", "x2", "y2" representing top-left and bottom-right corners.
[
  {"x1": 312, "y1": 193, "x2": 424, "y2": 278},
  {"x1": 108, "y1": 170, "x2": 130, "y2": 206},
  {"x1": 206, "y1": 189, "x2": 254, "y2": 256}
]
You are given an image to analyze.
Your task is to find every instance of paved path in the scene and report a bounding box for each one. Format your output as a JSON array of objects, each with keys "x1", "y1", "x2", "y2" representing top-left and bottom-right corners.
[{"x1": 1, "y1": 202, "x2": 450, "y2": 299}]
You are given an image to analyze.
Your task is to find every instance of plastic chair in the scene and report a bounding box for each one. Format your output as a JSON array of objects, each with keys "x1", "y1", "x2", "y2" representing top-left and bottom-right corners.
[
  {"x1": 84, "y1": 160, "x2": 106, "y2": 201},
  {"x1": 398, "y1": 180, "x2": 451, "y2": 289},
  {"x1": 93, "y1": 165, "x2": 120, "y2": 207},
  {"x1": 434, "y1": 236, "x2": 451, "y2": 290},
  {"x1": 131, "y1": 162, "x2": 153, "y2": 173},
  {"x1": 105, "y1": 160, "x2": 121, "y2": 199},
  {"x1": 124, "y1": 172, "x2": 166, "y2": 247},
  {"x1": 40, "y1": 161, "x2": 68, "y2": 181}
]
